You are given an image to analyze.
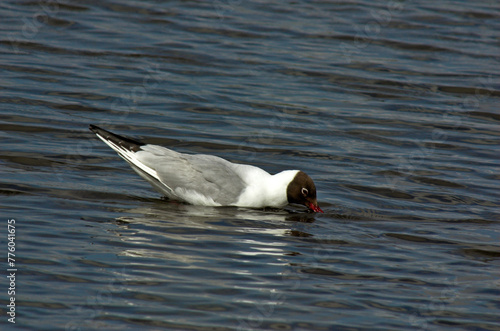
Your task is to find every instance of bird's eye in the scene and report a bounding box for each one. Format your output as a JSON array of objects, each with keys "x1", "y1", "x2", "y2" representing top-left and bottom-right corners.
[{"x1": 301, "y1": 188, "x2": 308, "y2": 196}]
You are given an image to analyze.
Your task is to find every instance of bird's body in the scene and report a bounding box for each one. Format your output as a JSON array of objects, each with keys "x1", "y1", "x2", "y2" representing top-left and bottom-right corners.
[{"x1": 89, "y1": 125, "x2": 322, "y2": 212}]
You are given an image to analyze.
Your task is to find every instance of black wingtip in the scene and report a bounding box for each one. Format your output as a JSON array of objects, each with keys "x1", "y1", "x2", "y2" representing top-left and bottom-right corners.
[
  {"x1": 89, "y1": 124, "x2": 100, "y2": 135},
  {"x1": 89, "y1": 124, "x2": 144, "y2": 152},
  {"x1": 89, "y1": 124, "x2": 115, "y2": 138}
]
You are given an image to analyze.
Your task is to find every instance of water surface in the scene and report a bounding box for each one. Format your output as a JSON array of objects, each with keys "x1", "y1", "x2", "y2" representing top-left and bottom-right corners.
[{"x1": 1, "y1": 0, "x2": 499, "y2": 330}]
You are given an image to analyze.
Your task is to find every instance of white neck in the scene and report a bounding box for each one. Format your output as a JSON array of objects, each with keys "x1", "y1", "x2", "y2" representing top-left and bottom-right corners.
[{"x1": 235, "y1": 170, "x2": 299, "y2": 208}]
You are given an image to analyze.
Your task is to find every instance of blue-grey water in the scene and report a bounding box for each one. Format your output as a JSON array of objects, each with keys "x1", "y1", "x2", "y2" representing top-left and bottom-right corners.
[{"x1": 1, "y1": 1, "x2": 499, "y2": 330}]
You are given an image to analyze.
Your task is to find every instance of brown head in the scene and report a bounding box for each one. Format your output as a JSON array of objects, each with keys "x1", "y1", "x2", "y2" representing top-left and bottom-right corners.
[{"x1": 286, "y1": 171, "x2": 323, "y2": 213}]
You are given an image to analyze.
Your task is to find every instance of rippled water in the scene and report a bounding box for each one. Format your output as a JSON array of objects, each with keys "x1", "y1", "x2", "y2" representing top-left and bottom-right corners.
[{"x1": 1, "y1": 0, "x2": 499, "y2": 330}]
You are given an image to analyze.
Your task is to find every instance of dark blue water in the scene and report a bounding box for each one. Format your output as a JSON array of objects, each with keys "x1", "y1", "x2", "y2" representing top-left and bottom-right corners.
[{"x1": 1, "y1": 1, "x2": 499, "y2": 330}]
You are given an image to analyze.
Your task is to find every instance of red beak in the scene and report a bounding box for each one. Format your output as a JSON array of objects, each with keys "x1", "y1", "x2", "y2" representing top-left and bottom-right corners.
[{"x1": 308, "y1": 201, "x2": 323, "y2": 213}]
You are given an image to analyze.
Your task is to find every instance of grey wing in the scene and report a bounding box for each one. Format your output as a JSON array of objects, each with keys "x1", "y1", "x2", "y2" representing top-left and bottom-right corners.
[{"x1": 137, "y1": 145, "x2": 245, "y2": 205}]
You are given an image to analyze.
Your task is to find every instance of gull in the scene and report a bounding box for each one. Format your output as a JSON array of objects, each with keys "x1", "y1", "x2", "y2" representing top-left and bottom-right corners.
[{"x1": 89, "y1": 125, "x2": 323, "y2": 212}]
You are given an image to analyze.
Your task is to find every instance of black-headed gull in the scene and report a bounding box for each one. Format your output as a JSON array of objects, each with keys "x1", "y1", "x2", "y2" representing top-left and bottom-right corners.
[{"x1": 89, "y1": 125, "x2": 323, "y2": 212}]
